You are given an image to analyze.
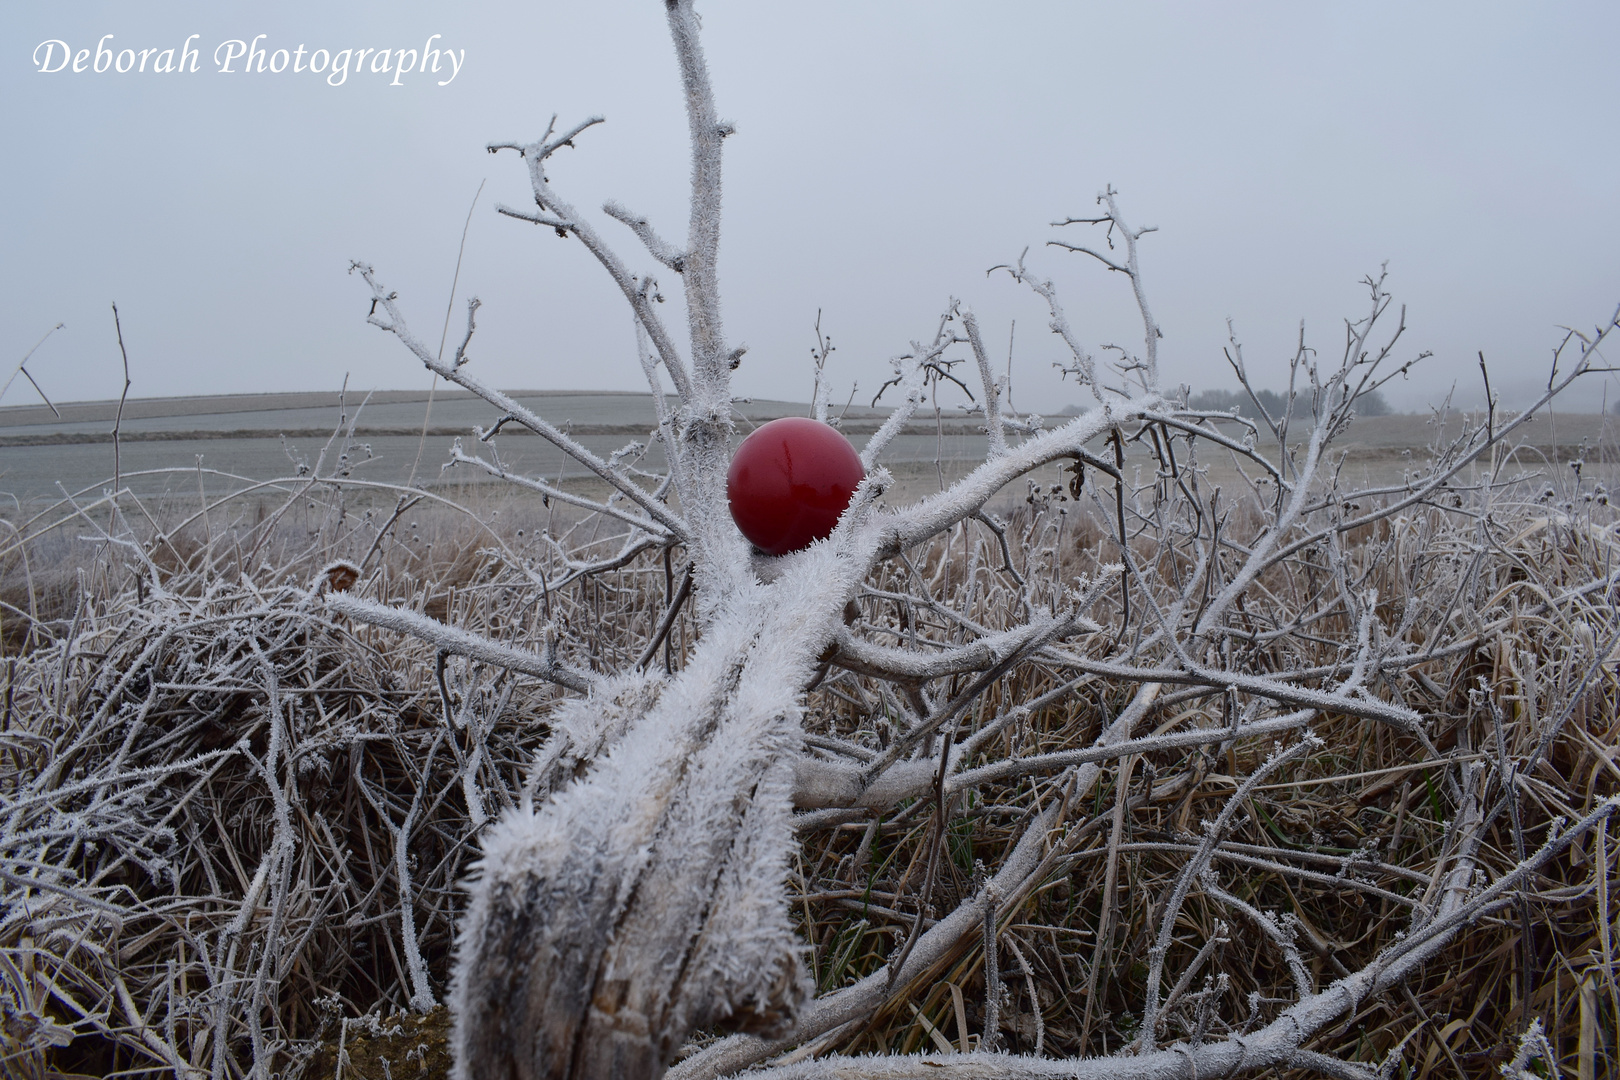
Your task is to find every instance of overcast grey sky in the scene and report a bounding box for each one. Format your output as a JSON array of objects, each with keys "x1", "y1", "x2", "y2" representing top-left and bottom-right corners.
[{"x1": 4, "y1": 2, "x2": 1618, "y2": 414}]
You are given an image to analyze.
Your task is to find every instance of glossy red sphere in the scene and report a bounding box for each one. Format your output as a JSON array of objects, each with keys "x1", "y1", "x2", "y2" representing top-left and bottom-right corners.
[{"x1": 727, "y1": 417, "x2": 865, "y2": 555}]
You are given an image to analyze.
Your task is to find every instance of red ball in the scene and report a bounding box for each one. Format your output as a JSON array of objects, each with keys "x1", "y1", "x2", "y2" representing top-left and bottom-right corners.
[{"x1": 727, "y1": 417, "x2": 865, "y2": 555}]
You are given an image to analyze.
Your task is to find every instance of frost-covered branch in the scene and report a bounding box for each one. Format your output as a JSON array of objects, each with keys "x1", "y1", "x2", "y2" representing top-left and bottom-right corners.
[
  {"x1": 1050, "y1": 186, "x2": 1162, "y2": 390},
  {"x1": 995, "y1": 254, "x2": 1102, "y2": 401},
  {"x1": 605, "y1": 199, "x2": 688, "y2": 273},
  {"x1": 863, "y1": 313, "x2": 968, "y2": 470},
  {"x1": 962, "y1": 309, "x2": 1007, "y2": 458},
  {"x1": 350, "y1": 261, "x2": 690, "y2": 543},
  {"x1": 489, "y1": 115, "x2": 697, "y2": 404},
  {"x1": 327, "y1": 592, "x2": 595, "y2": 694}
]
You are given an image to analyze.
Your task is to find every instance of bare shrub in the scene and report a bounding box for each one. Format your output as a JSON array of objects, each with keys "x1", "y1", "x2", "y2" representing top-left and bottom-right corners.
[{"x1": 3, "y1": 4, "x2": 1619, "y2": 1079}]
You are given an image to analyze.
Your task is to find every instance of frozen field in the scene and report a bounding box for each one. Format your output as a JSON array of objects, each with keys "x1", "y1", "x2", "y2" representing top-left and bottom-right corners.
[{"x1": 1, "y1": 387, "x2": 1613, "y2": 509}]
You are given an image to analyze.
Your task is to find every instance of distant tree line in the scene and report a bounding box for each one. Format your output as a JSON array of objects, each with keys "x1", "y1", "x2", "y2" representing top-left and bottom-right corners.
[{"x1": 1186, "y1": 386, "x2": 1393, "y2": 418}]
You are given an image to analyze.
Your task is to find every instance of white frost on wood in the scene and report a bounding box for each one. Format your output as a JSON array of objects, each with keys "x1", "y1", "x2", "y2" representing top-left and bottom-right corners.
[{"x1": 327, "y1": 592, "x2": 596, "y2": 694}]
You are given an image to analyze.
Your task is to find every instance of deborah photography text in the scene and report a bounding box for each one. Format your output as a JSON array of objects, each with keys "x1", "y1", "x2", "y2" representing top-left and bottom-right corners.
[{"x1": 30, "y1": 34, "x2": 465, "y2": 86}]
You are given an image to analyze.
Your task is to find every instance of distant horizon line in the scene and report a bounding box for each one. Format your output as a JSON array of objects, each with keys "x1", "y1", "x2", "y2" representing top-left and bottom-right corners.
[
  {"x1": 1, "y1": 385, "x2": 1612, "y2": 418},
  {"x1": 0, "y1": 386, "x2": 676, "y2": 410}
]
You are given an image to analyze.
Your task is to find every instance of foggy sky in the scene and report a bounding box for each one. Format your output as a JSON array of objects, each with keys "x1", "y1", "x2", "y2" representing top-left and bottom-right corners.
[{"x1": 4, "y1": 1, "x2": 1618, "y2": 415}]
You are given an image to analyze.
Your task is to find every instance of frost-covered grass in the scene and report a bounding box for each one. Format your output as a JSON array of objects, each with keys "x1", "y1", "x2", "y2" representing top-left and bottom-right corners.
[
  {"x1": 782, "y1": 491, "x2": 1620, "y2": 1074},
  {"x1": 0, "y1": 482, "x2": 577, "y2": 1077},
  {"x1": 0, "y1": 441, "x2": 1615, "y2": 1077}
]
